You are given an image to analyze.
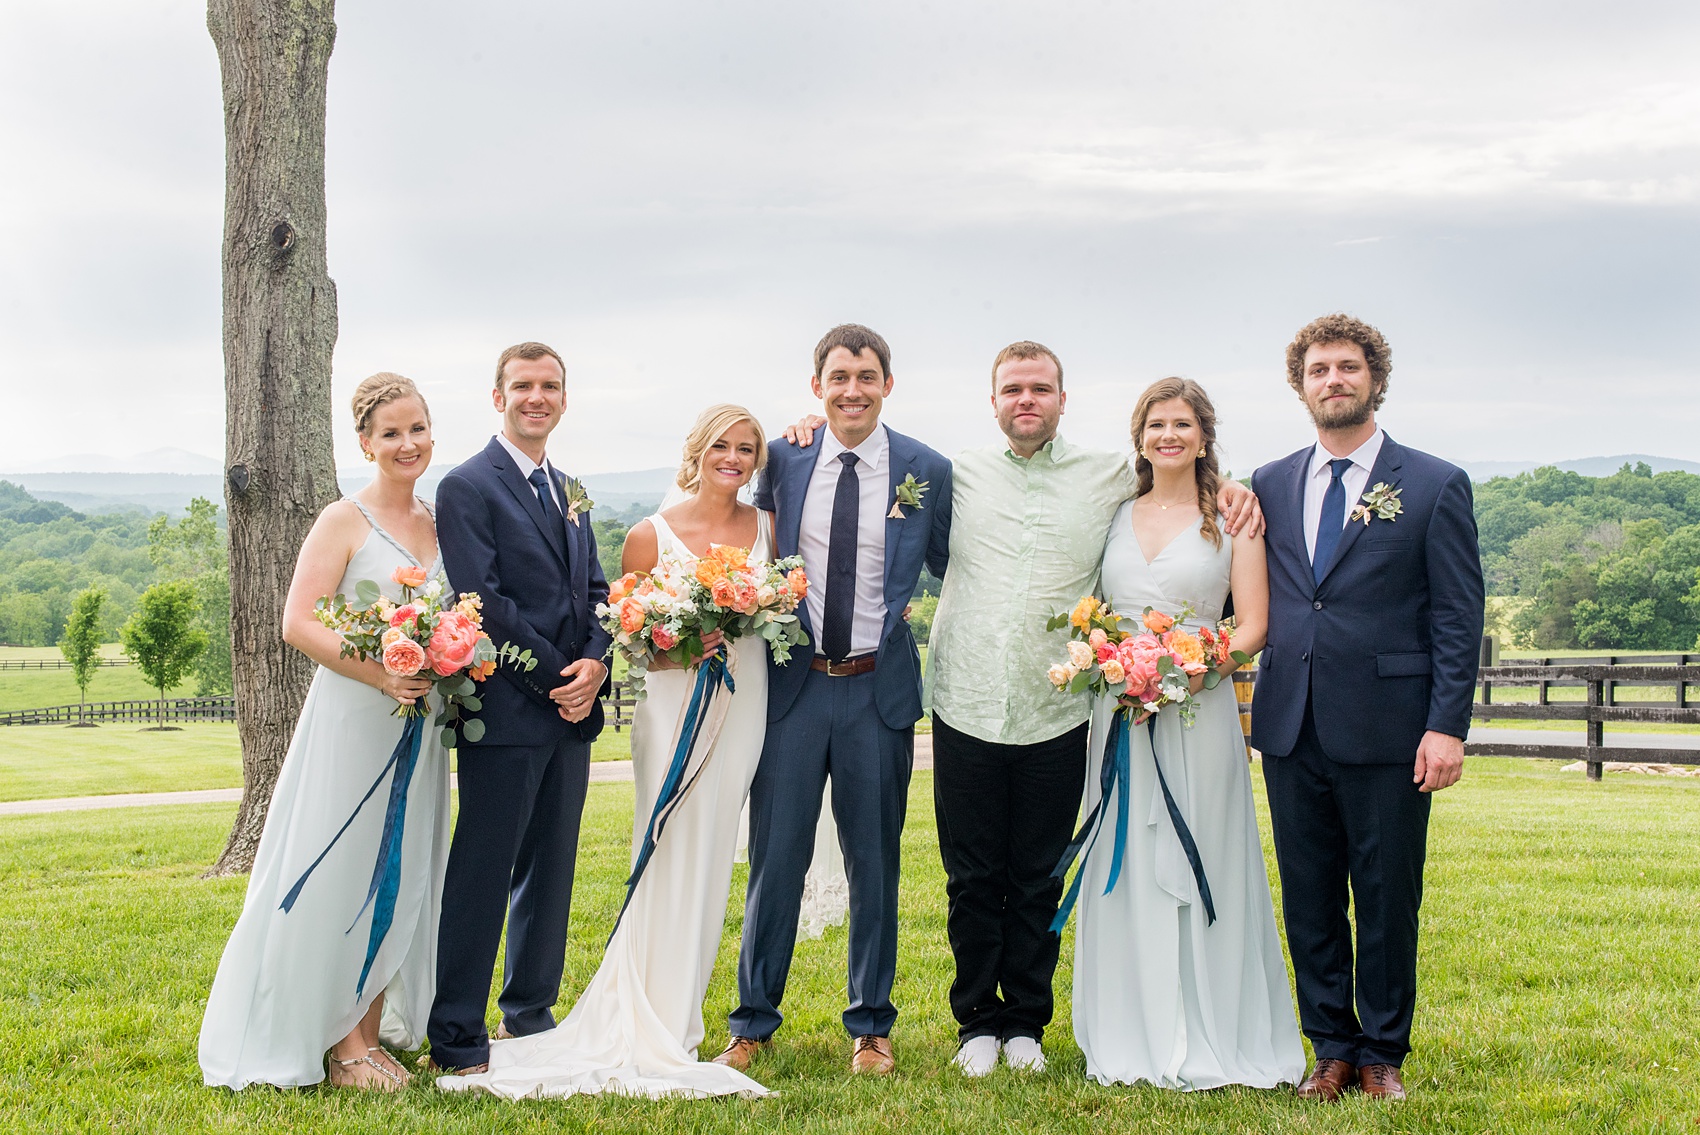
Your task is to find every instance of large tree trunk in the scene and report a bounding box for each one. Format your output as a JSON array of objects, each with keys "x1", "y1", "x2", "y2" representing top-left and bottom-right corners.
[{"x1": 206, "y1": 0, "x2": 339, "y2": 876}]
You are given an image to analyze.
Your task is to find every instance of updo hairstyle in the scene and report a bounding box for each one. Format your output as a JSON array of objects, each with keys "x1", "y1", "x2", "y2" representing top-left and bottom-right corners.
[
  {"x1": 351, "y1": 372, "x2": 431, "y2": 436},
  {"x1": 1129, "y1": 377, "x2": 1225, "y2": 549},
  {"x1": 677, "y1": 404, "x2": 768, "y2": 493}
]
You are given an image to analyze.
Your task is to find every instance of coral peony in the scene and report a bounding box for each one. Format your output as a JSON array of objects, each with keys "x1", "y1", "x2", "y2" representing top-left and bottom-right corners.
[
  {"x1": 392, "y1": 565, "x2": 429, "y2": 589},
  {"x1": 389, "y1": 603, "x2": 422, "y2": 628},
  {"x1": 1142, "y1": 608, "x2": 1175, "y2": 634},
  {"x1": 382, "y1": 636, "x2": 426, "y2": 677},
  {"x1": 426, "y1": 610, "x2": 481, "y2": 676},
  {"x1": 732, "y1": 580, "x2": 759, "y2": 615}
]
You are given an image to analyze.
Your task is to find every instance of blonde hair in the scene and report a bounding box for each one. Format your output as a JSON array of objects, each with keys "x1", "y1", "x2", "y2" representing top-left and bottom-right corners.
[
  {"x1": 1130, "y1": 377, "x2": 1224, "y2": 549},
  {"x1": 351, "y1": 372, "x2": 430, "y2": 436},
  {"x1": 677, "y1": 404, "x2": 768, "y2": 493},
  {"x1": 991, "y1": 340, "x2": 1064, "y2": 391}
]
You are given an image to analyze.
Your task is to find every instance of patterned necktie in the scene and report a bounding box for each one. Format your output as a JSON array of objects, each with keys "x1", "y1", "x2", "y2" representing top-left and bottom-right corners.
[
  {"x1": 822, "y1": 452, "x2": 860, "y2": 662},
  {"x1": 1312, "y1": 457, "x2": 1354, "y2": 585}
]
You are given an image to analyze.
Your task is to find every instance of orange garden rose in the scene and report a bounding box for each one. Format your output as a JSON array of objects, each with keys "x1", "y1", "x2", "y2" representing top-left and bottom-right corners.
[
  {"x1": 618, "y1": 597, "x2": 646, "y2": 635},
  {"x1": 381, "y1": 636, "x2": 426, "y2": 677},
  {"x1": 710, "y1": 577, "x2": 738, "y2": 608},
  {"x1": 608, "y1": 573, "x2": 638, "y2": 603},
  {"x1": 1142, "y1": 609, "x2": 1176, "y2": 634},
  {"x1": 1168, "y1": 629, "x2": 1207, "y2": 672},
  {"x1": 786, "y1": 567, "x2": 808, "y2": 600},
  {"x1": 392, "y1": 565, "x2": 429, "y2": 589}
]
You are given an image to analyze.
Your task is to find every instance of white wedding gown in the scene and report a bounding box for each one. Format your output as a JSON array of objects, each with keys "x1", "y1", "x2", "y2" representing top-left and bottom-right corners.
[
  {"x1": 444, "y1": 512, "x2": 774, "y2": 1099},
  {"x1": 1073, "y1": 504, "x2": 1304, "y2": 1090},
  {"x1": 200, "y1": 500, "x2": 451, "y2": 1089}
]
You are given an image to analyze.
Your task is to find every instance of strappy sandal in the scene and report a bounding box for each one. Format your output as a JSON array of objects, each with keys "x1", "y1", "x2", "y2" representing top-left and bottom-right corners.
[
  {"x1": 326, "y1": 1047, "x2": 407, "y2": 1091},
  {"x1": 368, "y1": 1045, "x2": 414, "y2": 1086}
]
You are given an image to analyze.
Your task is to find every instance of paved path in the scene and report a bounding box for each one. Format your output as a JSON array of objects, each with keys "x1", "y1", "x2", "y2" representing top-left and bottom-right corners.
[{"x1": 0, "y1": 734, "x2": 938, "y2": 817}]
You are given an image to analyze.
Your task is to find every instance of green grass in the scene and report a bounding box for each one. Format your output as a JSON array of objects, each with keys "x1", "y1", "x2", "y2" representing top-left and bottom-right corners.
[
  {"x1": 0, "y1": 664, "x2": 194, "y2": 713},
  {"x1": 0, "y1": 758, "x2": 1696, "y2": 1132}
]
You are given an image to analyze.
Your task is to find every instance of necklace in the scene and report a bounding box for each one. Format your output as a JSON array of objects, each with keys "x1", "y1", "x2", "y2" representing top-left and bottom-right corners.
[{"x1": 1149, "y1": 495, "x2": 1195, "y2": 511}]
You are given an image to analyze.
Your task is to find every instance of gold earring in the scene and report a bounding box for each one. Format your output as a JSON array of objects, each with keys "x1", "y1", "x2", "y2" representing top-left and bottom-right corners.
[
  {"x1": 1197, "y1": 447, "x2": 1206, "y2": 458},
  {"x1": 364, "y1": 450, "x2": 375, "y2": 463}
]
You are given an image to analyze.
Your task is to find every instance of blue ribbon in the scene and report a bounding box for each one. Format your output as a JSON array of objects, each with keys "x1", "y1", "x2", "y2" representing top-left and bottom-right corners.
[
  {"x1": 609, "y1": 654, "x2": 735, "y2": 943},
  {"x1": 1049, "y1": 707, "x2": 1216, "y2": 932},
  {"x1": 279, "y1": 712, "x2": 425, "y2": 999},
  {"x1": 1145, "y1": 714, "x2": 1216, "y2": 926}
]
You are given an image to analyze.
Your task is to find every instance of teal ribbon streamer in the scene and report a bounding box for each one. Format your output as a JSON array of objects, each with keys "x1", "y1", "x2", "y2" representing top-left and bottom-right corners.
[
  {"x1": 1145, "y1": 713, "x2": 1217, "y2": 926},
  {"x1": 609, "y1": 654, "x2": 735, "y2": 943},
  {"x1": 1049, "y1": 708, "x2": 1131, "y2": 933},
  {"x1": 279, "y1": 712, "x2": 425, "y2": 999},
  {"x1": 1049, "y1": 707, "x2": 1218, "y2": 931}
]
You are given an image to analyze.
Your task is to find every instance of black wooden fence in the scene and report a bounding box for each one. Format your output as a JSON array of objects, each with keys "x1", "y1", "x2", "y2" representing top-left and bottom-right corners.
[{"x1": 0, "y1": 696, "x2": 236, "y2": 726}]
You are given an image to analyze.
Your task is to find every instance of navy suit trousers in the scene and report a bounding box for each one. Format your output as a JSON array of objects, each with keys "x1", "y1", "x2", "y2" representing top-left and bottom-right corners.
[
  {"x1": 1261, "y1": 702, "x2": 1431, "y2": 1068},
  {"x1": 732, "y1": 667, "x2": 913, "y2": 1040},
  {"x1": 426, "y1": 735, "x2": 591, "y2": 1069}
]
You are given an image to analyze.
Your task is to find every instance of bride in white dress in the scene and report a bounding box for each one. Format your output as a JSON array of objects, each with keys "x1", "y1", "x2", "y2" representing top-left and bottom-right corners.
[
  {"x1": 1072, "y1": 378, "x2": 1304, "y2": 1091},
  {"x1": 444, "y1": 404, "x2": 779, "y2": 1100},
  {"x1": 200, "y1": 374, "x2": 451, "y2": 1091}
]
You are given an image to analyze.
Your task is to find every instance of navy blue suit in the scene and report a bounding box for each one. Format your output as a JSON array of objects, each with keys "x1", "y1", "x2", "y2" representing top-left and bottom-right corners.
[
  {"x1": 730, "y1": 426, "x2": 952, "y2": 1041},
  {"x1": 1251, "y1": 434, "x2": 1483, "y2": 1068},
  {"x1": 426, "y1": 436, "x2": 612, "y2": 1069}
]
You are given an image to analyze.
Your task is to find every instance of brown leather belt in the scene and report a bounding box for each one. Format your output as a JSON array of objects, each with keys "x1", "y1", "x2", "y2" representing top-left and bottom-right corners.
[{"x1": 810, "y1": 654, "x2": 877, "y2": 677}]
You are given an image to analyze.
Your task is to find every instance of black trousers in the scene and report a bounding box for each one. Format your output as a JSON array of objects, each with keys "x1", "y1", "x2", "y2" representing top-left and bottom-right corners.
[
  {"x1": 932, "y1": 715, "x2": 1088, "y2": 1043},
  {"x1": 1262, "y1": 703, "x2": 1431, "y2": 1068},
  {"x1": 426, "y1": 734, "x2": 591, "y2": 1069}
]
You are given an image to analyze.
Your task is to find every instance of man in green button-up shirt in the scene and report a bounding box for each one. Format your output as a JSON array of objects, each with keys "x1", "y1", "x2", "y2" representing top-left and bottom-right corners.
[{"x1": 927, "y1": 341, "x2": 1258, "y2": 1076}]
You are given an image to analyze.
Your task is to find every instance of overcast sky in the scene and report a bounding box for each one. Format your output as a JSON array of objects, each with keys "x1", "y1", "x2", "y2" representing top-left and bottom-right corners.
[{"x1": 2, "y1": 0, "x2": 1696, "y2": 478}]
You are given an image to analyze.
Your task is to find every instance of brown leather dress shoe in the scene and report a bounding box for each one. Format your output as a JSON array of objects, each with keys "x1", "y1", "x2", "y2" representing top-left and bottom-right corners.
[
  {"x1": 494, "y1": 1023, "x2": 516, "y2": 1040},
  {"x1": 851, "y1": 1034, "x2": 895, "y2": 1075},
  {"x1": 418, "y1": 1056, "x2": 491, "y2": 1076},
  {"x1": 1296, "y1": 1058, "x2": 1357, "y2": 1101},
  {"x1": 1359, "y1": 1063, "x2": 1407, "y2": 1100},
  {"x1": 711, "y1": 1036, "x2": 770, "y2": 1072}
]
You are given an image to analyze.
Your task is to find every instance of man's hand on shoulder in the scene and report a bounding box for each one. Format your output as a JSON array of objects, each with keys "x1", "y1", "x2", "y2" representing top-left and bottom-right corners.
[
  {"x1": 1414, "y1": 730, "x2": 1464, "y2": 792},
  {"x1": 1217, "y1": 479, "x2": 1265, "y2": 538},
  {"x1": 782, "y1": 415, "x2": 827, "y2": 448},
  {"x1": 552, "y1": 657, "x2": 609, "y2": 723}
]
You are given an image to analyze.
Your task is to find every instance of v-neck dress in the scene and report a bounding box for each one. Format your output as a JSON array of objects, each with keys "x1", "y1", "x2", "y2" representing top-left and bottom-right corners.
[
  {"x1": 199, "y1": 499, "x2": 452, "y2": 1088},
  {"x1": 1072, "y1": 500, "x2": 1304, "y2": 1090}
]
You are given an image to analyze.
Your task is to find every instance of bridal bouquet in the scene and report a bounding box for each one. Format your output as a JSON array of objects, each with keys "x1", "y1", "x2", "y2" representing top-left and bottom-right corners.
[
  {"x1": 1045, "y1": 597, "x2": 1247, "y2": 727},
  {"x1": 596, "y1": 545, "x2": 809, "y2": 938},
  {"x1": 314, "y1": 566, "x2": 535, "y2": 745},
  {"x1": 599, "y1": 545, "x2": 810, "y2": 698}
]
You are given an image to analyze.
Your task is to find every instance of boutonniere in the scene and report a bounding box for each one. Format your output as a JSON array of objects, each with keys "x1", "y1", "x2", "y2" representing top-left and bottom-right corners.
[
  {"x1": 563, "y1": 476, "x2": 595, "y2": 526},
  {"x1": 888, "y1": 473, "x2": 929, "y2": 519},
  {"x1": 1349, "y1": 482, "x2": 1402, "y2": 526}
]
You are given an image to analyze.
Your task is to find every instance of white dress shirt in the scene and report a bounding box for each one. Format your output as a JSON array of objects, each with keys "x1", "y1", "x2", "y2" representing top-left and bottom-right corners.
[
  {"x1": 1303, "y1": 428, "x2": 1385, "y2": 564},
  {"x1": 798, "y1": 423, "x2": 889, "y2": 657},
  {"x1": 496, "y1": 432, "x2": 562, "y2": 510}
]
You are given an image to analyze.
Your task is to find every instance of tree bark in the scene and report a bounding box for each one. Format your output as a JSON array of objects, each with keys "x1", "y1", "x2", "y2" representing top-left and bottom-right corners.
[{"x1": 206, "y1": 0, "x2": 339, "y2": 876}]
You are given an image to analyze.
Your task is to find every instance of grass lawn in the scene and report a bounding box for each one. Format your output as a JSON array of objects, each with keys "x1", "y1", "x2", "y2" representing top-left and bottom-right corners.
[
  {"x1": 0, "y1": 664, "x2": 194, "y2": 714},
  {"x1": 0, "y1": 725, "x2": 634, "y2": 803},
  {"x1": 0, "y1": 758, "x2": 1696, "y2": 1132}
]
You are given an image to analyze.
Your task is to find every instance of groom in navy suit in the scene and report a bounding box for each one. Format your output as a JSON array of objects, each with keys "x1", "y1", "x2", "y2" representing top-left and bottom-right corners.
[
  {"x1": 1251, "y1": 314, "x2": 1483, "y2": 1102},
  {"x1": 425, "y1": 341, "x2": 612, "y2": 1073},
  {"x1": 716, "y1": 324, "x2": 952, "y2": 1076}
]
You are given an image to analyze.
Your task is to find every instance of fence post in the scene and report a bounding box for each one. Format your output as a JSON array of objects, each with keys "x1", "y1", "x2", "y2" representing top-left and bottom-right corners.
[{"x1": 1585, "y1": 675, "x2": 1604, "y2": 781}]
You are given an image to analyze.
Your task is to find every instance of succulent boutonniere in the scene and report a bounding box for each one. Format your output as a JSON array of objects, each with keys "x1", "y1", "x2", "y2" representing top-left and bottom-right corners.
[
  {"x1": 564, "y1": 476, "x2": 595, "y2": 526},
  {"x1": 1349, "y1": 482, "x2": 1402, "y2": 526},
  {"x1": 888, "y1": 473, "x2": 929, "y2": 519}
]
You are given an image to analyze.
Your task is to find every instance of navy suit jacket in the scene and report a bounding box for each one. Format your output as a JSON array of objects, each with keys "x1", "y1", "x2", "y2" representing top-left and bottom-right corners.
[
  {"x1": 436, "y1": 437, "x2": 613, "y2": 749},
  {"x1": 1249, "y1": 435, "x2": 1484, "y2": 764},
  {"x1": 754, "y1": 425, "x2": 952, "y2": 731}
]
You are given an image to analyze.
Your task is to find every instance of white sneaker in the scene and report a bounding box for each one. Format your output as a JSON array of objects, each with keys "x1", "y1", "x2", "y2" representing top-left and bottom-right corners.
[
  {"x1": 1002, "y1": 1035, "x2": 1046, "y2": 1072},
  {"x1": 952, "y1": 1035, "x2": 1000, "y2": 1077}
]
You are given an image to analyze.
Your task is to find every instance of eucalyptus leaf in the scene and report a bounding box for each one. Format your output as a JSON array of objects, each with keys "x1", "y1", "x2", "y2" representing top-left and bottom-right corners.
[
  {"x1": 355, "y1": 578, "x2": 382, "y2": 605},
  {"x1": 1231, "y1": 650, "x2": 1253, "y2": 665},
  {"x1": 440, "y1": 727, "x2": 457, "y2": 749},
  {"x1": 463, "y1": 717, "x2": 486, "y2": 743},
  {"x1": 461, "y1": 695, "x2": 482, "y2": 711}
]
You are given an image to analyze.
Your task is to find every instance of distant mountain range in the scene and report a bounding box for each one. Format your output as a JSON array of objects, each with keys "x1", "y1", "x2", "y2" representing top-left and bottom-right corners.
[{"x1": 5, "y1": 454, "x2": 1696, "y2": 517}]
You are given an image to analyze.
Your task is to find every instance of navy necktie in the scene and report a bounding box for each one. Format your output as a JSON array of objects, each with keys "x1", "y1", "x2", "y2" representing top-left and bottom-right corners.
[
  {"x1": 822, "y1": 452, "x2": 860, "y2": 662},
  {"x1": 1312, "y1": 458, "x2": 1354, "y2": 585},
  {"x1": 528, "y1": 467, "x2": 563, "y2": 532}
]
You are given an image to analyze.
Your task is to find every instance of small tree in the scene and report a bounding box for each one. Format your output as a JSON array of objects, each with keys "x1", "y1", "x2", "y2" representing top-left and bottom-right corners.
[
  {"x1": 59, "y1": 587, "x2": 107, "y2": 727},
  {"x1": 121, "y1": 581, "x2": 209, "y2": 730},
  {"x1": 149, "y1": 497, "x2": 233, "y2": 695}
]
